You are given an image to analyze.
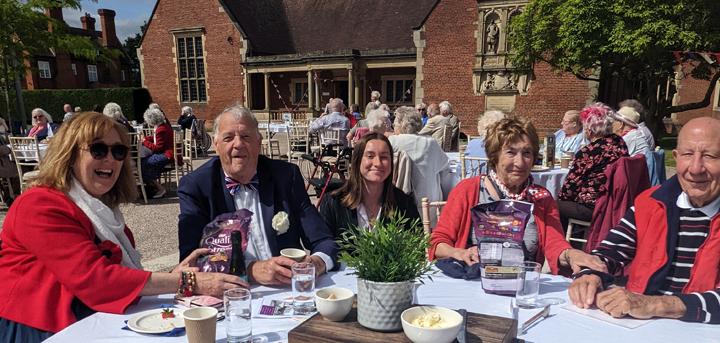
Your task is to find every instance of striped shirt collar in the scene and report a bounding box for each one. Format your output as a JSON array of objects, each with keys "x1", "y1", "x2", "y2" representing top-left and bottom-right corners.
[{"x1": 676, "y1": 192, "x2": 720, "y2": 217}]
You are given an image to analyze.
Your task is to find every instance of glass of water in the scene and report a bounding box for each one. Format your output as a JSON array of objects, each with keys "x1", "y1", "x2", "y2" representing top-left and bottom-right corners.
[
  {"x1": 224, "y1": 288, "x2": 252, "y2": 343},
  {"x1": 516, "y1": 261, "x2": 542, "y2": 309},
  {"x1": 291, "y1": 262, "x2": 316, "y2": 314}
]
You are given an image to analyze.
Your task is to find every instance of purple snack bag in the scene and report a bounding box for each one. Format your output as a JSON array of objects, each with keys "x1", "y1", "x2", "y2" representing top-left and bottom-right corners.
[
  {"x1": 470, "y1": 200, "x2": 533, "y2": 295},
  {"x1": 196, "y1": 209, "x2": 253, "y2": 273}
]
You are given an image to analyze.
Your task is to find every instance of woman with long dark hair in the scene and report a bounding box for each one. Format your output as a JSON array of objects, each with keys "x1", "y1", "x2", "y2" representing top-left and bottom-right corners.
[{"x1": 318, "y1": 133, "x2": 420, "y2": 238}]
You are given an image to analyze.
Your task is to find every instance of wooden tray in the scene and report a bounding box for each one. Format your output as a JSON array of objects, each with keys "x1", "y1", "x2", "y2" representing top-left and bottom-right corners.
[{"x1": 289, "y1": 306, "x2": 521, "y2": 343}]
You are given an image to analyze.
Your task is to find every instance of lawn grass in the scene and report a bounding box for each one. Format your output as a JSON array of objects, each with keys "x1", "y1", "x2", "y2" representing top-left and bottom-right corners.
[{"x1": 657, "y1": 136, "x2": 677, "y2": 167}]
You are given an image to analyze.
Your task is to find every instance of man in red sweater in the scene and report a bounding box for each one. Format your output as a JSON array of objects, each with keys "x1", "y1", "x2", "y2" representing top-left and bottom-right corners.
[{"x1": 569, "y1": 117, "x2": 720, "y2": 324}]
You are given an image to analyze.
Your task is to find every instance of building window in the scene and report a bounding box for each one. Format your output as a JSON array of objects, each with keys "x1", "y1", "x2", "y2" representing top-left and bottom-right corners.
[
  {"x1": 71, "y1": 63, "x2": 77, "y2": 76},
  {"x1": 38, "y1": 61, "x2": 51, "y2": 79},
  {"x1": 121, "y1": 70, "x2": 126, "y2": 81},
  {"x1": 88, "y1": 65, "x2": 98, "y2": 82},
  {"x1": 176, "y1": 35, "x2": 207, "y2": 102},
  {"x1": 291, "y1": 79, "x2": 309, "y2": 104},
  {"x1": 381, "y1": 76, "x2": 414, "y2": 104}
]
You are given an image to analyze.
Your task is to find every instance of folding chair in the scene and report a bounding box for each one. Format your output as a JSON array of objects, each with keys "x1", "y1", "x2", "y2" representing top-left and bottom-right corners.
[
  {"x1": 421, "y1": 197, "x2": 446, "y2": 235},
  {"x1": 183, "y1": 129, "x2": 194, "y2": 173},
  {"x1": 459, "y1": 153, "x2": 488, "y2": 180},
  {"x1": 9, "y1": 137, "x2": 43, "y2": 193},
  {"x1": 160, "y1": 130, "x2": 185, "y2": 190},
  {"x1": 261, "y1": 124, "x2": 282, "y2": 159},
  {"x1": 286, "y1": 124, "x2": 309, "y2": 163},
  {"x1": 127, "y1": 132, "x2": 148, "y2": 204}
]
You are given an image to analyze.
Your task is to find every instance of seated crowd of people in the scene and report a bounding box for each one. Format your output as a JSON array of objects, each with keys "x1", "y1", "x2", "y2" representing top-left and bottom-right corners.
[{"x1": 0, "y1": 96, "x2": 717, "y2": 342}]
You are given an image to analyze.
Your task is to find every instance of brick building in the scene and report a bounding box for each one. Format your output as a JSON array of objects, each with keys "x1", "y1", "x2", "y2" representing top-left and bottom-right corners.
[
  {"x1": 138, "y1": 0, "x2": 717, "y2": 136},
  {"x1": 23, "y1": 8, "x2": 134, "y2": 90}
]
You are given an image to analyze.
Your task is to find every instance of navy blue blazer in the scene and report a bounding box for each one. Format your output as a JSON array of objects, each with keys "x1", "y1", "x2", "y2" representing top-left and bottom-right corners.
[
  {"x1": 177, "y1": 155, "x2": 338, "y2": 268},
  {"x1": 26, "y1": 123, "x2": 59, "y2": 142}
]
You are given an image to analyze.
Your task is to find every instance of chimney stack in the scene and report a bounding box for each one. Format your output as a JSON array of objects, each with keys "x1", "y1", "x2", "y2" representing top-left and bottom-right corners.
[
  {"x1": 46, "y1": 8, "x2": 64, "y2": 23},
  {"x1": 98, "y1": 9, "x2": 117, "y2": 47},
  {"x1": 80, "y1": 13, "x2": 95, "y2": 31}
]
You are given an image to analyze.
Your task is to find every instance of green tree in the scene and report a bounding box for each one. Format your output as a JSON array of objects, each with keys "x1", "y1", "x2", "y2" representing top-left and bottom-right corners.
[
  {"x1": 508, "y1": 0, "x2": 720, "y2": 137},
  {"x1": 0, "y1": 0, "x2": 116, "y2": 123},
  {"x1": 123, "y1": 21, "x2": 147, "y2": 87}
]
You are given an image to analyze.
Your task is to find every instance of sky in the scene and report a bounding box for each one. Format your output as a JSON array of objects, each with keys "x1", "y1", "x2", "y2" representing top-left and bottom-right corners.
[{"x1": 62, "y1": 0, "x2": 156, "y2": 43}]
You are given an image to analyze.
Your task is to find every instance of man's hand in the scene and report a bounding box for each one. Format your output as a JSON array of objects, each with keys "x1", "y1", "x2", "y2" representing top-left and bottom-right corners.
[
  {"x1": 300, "y1": 255, "x2": 327, "y2": 279},
  {"x1": 568, "y1": 274, "x2": 603, "y2": 309},
  {"x1": 172, "y1": 248, "x2": 210, "y2": 273},
  {"x1": 247, "y1": 256, "x2": 296, "y2": 285},
  {"x1": 596, "y1": 288, "x2": 686, "y2": 319},
  {"x1": 565, "y1": 249, "x2": 608, "y2": 274}
]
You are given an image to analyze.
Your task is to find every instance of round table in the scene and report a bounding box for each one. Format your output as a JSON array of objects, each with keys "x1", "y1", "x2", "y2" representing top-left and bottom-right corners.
[{"x1": 531, "y1": 167, "x2": 570, "y2": 199}]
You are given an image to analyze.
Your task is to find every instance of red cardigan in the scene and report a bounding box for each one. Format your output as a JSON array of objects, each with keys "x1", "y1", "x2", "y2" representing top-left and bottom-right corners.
[
  {"x1": 429, "y1": 177, "x2": 572, "y2": 275},
  {"x1": 143, "y1": 123, "x2": 182, "y2": 165},
  {"x1": 0, "y1": 187, "x2": 151, "y2": 333}
]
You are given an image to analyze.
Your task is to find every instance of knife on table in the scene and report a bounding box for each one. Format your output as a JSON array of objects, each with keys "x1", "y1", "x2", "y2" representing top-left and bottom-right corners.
[
  {"x1": 519, "y1": 304, "x2": 551, "y2": 335},
  {"x1": 456, "y1": 309, "x2": 467, "y2": 343}
]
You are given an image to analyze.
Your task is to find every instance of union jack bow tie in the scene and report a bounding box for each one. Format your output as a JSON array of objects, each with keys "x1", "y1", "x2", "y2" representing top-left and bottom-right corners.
[{"x1": 225, "y1": 174, "x2": 259, "y2": 195}]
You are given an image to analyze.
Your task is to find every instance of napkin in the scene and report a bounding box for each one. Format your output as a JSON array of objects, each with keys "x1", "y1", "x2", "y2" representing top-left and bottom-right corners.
[{"x1": 121, "y1": 304, "x2": 186, "y2": 337}]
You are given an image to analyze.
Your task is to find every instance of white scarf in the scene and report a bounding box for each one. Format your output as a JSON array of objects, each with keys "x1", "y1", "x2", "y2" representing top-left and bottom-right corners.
[{"x1": 67, "y1": 177, "x2": 143, "y2": 269}]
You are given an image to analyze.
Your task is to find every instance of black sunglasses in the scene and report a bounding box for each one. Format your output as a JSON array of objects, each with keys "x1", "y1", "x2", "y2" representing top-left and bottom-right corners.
[{"x1": 86, "y1": 142, "x2": 129, "y2": 161}]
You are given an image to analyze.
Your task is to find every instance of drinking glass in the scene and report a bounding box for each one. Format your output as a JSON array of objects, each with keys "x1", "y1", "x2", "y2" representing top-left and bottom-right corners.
[
  {"x1": 224, "y1": 288, "x2": 252, "y2": 343},
  {"x1": 516, "y1": 261, "x2": 541, "y2": 309},
  {"x1": 291, "y1": 262, "x2": 316, "y2": 314}
]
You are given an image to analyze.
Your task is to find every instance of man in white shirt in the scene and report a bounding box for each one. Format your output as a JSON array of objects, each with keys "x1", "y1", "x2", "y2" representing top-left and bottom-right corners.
[
  {"x1": 310, "y1": 98, "x2": 351, "y2": 148},
  {"x1": 178, "y1": 104, "x2": 336, "y2": 285},
  {"x1": 63, "y1": 104, "x2": 73, "y2": 122}
]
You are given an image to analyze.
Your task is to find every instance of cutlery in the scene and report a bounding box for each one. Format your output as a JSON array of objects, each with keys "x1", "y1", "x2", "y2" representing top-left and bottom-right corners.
[
  {"x1": 519, "y1": 304, "x2": 551, "y2": 335},
  {"x1": 456, "y1": 309, "x2": 467, "y2": 343}
]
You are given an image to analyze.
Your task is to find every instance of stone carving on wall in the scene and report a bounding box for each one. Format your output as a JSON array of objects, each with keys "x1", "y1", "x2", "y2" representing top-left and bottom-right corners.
[
  {"x1": 486, "y1": 20, "x2": 500, "y2": 54},
  {"x1": 474, "y1": 70, "x2": 528, "y2": 96}
]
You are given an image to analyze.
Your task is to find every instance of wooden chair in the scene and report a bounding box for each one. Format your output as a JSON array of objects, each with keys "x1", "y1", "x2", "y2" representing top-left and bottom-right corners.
[
  {"x1": 286, "y1": 124, "x2": 309, "y2": 163},
  {"x1": 9, "y1": 137, "x2": 43, "y2": 193},
  {"x1": 459, "y1": 153, "x2": 488, "y2": 180},
  {"x1": 142, "y1": 128, "x2": 154, "y2": 138},
  {"x1": 160, "y1": 130, "x2": 186, "y2": 190},
  {"x1": 127, "y1": 132, "x2": 148, "y2": 204},
  {"x1": 441, "y1": 125, "x2": 453, "y2": 152},
  {"x1": 261, "y1": 125, "x2": 282, "y2": 159},
  {"x1": 183, "y1": 129, "x2": 194, "y2": 173},
  {"x1": 566, "y1": 219, "x2": 591, "y2": 250},
  {"x1": 421, "y1": 197, "x2": 446, "y2": 235}
]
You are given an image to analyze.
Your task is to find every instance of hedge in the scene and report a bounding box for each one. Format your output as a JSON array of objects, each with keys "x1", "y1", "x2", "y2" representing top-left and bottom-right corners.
[{"x1": 0, "y1": 87, "x2": 152, "y2": 125}]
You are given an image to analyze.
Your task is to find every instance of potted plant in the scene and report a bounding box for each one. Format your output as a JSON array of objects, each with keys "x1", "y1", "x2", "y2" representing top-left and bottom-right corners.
[{"x1": 337, "y1": 212, "x2": 434, "y2": 332}]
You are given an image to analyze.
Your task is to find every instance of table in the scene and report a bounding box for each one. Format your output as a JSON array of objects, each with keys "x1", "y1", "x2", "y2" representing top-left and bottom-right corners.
[
  {"x1": 258, "y1": 123, "x2": 288, "y2": 139},
  {"x1": 7, "y1": 143, "x2": 48, "y2": 162},
  {"x1": 530, "y1": 167, "x2": 569, "y2": 199},
  {"x1": 46, "y1": 266, "x2": 717, "y2": 343}
]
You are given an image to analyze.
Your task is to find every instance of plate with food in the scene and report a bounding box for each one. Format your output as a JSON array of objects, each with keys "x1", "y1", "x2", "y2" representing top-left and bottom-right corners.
[
  {"x1": 127, "y1": 308, "x2": 186, "y2": 334},
  {"x1": 531, "y1": 166, "x2": 550, "y2": 172}
]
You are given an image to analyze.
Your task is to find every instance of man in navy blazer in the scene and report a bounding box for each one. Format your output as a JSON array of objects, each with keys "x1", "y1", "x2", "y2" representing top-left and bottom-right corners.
[{"x1": 178, "y1": 104, "x2": 337, "y2": 285}]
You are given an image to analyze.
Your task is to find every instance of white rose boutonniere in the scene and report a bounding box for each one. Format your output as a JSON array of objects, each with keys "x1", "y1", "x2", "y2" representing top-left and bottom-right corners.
[{"x1": 272, "y1": 211, "x2": 290, "y2": 236}]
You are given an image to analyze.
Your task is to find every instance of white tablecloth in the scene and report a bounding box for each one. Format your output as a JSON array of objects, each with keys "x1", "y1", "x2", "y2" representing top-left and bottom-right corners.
[
  {"x1": 258, "y1": 123, "x2": 288, "y2": 133},
  {"x1": 7, "y1": 143, "x2": 47, "y2": 161},
  {"x1": 531, "y1": 167, "x2": 570, "y2": 199},
  {"x1": 46, "y1": 267, "x2": 717, "y2": 343}
]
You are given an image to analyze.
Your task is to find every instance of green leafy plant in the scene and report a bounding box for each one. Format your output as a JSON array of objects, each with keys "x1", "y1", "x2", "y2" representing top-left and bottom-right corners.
[{"x1": 337, "y1": 212, "x2": 435, "y2": 283}]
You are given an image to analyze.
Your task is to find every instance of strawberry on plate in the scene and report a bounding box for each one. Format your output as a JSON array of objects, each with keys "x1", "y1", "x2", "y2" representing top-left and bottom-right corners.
[{"x1": 161, "y1": 308, "x2": 175, "y2": 319}]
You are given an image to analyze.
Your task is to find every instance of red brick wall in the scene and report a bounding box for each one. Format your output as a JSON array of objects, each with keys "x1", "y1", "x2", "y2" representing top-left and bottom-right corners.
[
  {"x1": 140, "y1": 0, "x2": 245, "y2": 124},
  {"x1": 675, "y1": 63, "x2": 719, "y2": 124},
  {"x1": 421, "y1": 0, "x2": 591, "y2": 137}
]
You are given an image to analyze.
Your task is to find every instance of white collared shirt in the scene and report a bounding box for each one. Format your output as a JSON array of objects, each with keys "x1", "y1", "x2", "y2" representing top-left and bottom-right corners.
[
  {"x1": 357, "y1": 204, "x2": 381, "y2": 232},
  {"x1": 226, "y1": 171, "x2": 333, "y2": 271},
  {"x1": 676, "y1": 192, "x2": 720, "y2": 217}
]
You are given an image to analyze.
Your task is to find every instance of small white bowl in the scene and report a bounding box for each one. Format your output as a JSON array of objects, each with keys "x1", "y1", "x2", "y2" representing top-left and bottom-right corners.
[
  {"x1": 280, "y1": 248, "x2": 306, "y2": 262},
  {"x1": 315, "y1": 287, "x2": 355, "y2": 322},
  {"x1": 401, "y1": 306, "x2": 463, "y2": 343}
]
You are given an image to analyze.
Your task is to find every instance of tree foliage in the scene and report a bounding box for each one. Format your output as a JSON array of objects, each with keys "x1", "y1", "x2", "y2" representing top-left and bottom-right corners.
[{"x1": 508, "y1": 0, "x2": 720, "y2": 136}]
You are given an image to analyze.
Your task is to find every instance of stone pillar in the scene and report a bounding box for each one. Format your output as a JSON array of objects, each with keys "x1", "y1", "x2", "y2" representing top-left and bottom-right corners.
[
  {"x1": 348, "y1": 69, "x2": 354, "y2": 106},
  {"x1": 264, "y1": 73, "x2": 270, "y2": 111},
  {"x1": 354, "y1": 73, "x2": 360, "y2": 106},
  {"x1": 315, "y1": 73, "x2": 320, "y2": 111},
  {"x1": 307, "y1": 70, "x2": 314, "y2": 110}
]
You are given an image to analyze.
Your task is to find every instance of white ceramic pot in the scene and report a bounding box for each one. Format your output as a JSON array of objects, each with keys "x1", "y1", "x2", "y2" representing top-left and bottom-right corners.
[{"x1": 356, "y1": 278, "x2": 414, "y2": 332}]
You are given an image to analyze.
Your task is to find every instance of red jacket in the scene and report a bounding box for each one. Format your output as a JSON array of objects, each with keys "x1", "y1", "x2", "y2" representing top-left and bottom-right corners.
[
  {"x1": 585, "y1": 155, "x2": 650, "y2": 253},
  {"x1": 143, "y1": 123, "x2": 182, "y2": 166},
  {"x1": 0, "y1": 187, "x2": 151, "y2": 333},
  {"x1": 626, "y1": 183, "x2": 720, "y2": 295},
  {"x1": 429, "y1": 177, "x2": 572, "y2": 275}
]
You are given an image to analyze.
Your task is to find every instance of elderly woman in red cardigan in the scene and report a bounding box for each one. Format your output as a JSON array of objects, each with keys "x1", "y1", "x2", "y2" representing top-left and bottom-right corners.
[
  {"x1": 0, "y1": 113, "x2": 247, "y2": 343},
  {"x1": 429, "y1": 118, "x2": 606, "y2": 275},
  {"x1": 141, "y1": 107, "x2": 182, "y2": 198}
]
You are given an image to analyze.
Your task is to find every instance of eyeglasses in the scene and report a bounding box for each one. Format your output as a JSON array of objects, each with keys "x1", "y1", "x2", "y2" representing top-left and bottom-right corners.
[
  {"x1": 84, "y1": 142, "x2": 129, "y2": 161},
  {"x1": 32, "y1": 116, "x2": 44, "y2": 120},
  {"x1": 561, "y1": 120, "x2": 574, "y2": 125}
]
